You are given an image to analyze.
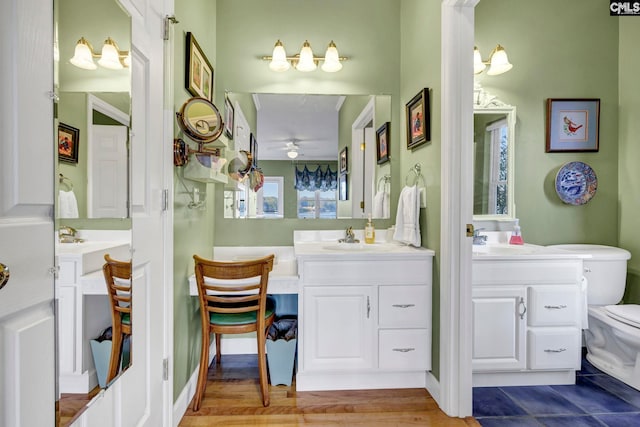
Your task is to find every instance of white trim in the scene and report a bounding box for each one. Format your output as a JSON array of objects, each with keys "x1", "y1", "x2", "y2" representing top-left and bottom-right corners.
[{"x1": 439, "y1": 0, "x2": 478, "y2": 418}]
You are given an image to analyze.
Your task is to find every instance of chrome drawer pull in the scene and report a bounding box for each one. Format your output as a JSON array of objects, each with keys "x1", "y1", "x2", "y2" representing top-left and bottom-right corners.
[
  {"x1": 544, "y1": 304, "x2": 567, "y2": 310},
  {"x1": 392, "y1": 348, "x2": 415, "y2": 353},
  {"x1": 392, "y1": 304, "x2": 415, "y2": 308},
  {"x1": 544, "y1": 348, "x2": 567, "y2": 353}
]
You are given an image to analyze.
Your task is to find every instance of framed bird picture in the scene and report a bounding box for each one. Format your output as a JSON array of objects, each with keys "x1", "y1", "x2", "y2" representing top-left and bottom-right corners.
[{"x1": 546, "y1": 98, "x2": 600, "y2": 152}]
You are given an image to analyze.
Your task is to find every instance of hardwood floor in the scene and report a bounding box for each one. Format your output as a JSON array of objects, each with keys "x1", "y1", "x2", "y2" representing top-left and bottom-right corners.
[
  {"x1": 180, "y1": 354, "x2": 480, "y2": 426},
  {"x1": 56, "y1": 387, "x2": 100, "y2": 426}
]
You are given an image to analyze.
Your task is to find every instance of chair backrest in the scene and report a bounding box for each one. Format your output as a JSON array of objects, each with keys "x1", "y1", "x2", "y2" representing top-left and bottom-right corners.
[
  {"x1": 103, "y1": 254, "x2": 132, "y2": 325},
  {"x1": 193, "y1": 254, "x2": 274, "y2": 320}
]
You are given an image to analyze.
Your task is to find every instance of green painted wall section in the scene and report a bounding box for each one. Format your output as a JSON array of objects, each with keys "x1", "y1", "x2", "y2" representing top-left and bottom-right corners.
[
  {"x1": 399, "y1": 0, "x2": 442, "y2": 381},
  {"x1": 618, "y1": 18, "x2": 640, "y2": 303},
  {"x1": 476, "y1": 0, "x2": 619, "y2": 246},
  {"x1": 172, "y1": 0, "x2": 218, "y2": 401}
]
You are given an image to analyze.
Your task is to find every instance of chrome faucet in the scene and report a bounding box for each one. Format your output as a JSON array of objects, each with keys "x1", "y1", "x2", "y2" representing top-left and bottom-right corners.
[
  {"x1": 339, "y1": 226, "x2": 359, "y2": 244},
  {"x1": 472, "y1": 228, "x2": 487, "y2": 246},
  {"x1": 59, "y1": 225, "x2": 83, "y2": 243}
]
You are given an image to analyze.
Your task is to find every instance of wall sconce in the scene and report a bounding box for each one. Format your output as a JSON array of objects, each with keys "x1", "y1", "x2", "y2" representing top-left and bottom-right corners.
[
  {"x1": 474, "y1": 44, "x2": 513, "y2": 76},
  {"x1": 70, "y1": 37, "x2": 130, "y2": 70},
  {"x1": 263, "y1": 40, "x2": 348, "y2": 73}
]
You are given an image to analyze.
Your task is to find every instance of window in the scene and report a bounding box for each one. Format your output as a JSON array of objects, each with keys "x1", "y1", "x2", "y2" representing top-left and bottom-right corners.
[
  {"x1": 297, "y1": 189, "x2": 337, "y2": 219},
  {"x1": 487, "y1": 118, "x2": 508, "y2": 215},
  {"x1": 257, "y1": 177, "x2": 284, "y2": 218}
]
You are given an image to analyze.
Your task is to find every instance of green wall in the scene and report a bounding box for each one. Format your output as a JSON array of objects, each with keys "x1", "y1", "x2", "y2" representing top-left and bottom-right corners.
[
  {"x1": 399, "y1": 0, "x2": 442, "y2": 380},
  {"x1": 618, "y1": 18, "x2": 640, "y2": 303},
  {"x1": 172, "y1": 0, "x2": 218, "y2": 401},
  {"x1": 476, "y1": 0, "x2": 619, "y2": 246}
]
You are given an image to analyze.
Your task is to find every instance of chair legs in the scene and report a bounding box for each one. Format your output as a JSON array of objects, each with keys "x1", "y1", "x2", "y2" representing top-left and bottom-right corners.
[
  {"x1": 215, "y1": 333, "x2": 221, "y2": 364},
  {"x1": 107, "y1": 330, "x2": 123, "y2": 384},
  {"x1": 192, "y1": 327, "x2": 211, "y2": 411},
  {"x1": 257, "y1": 326, "x2": 270, "y2": 407}
]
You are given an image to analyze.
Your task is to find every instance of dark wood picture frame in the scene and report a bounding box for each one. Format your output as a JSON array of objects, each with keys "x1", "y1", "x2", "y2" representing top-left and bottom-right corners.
[
  {"x1": 185, "y1": 32, "x2": 214, "y2": 101},
  {"x1": 339, "y1": 147, "x2": 349, "y2": 174},
  {"x1": 546, "y1": 98, "x2": 600, "y2": 152},
  {"x1": 406, "y1": 88, "x2": 431, "y2": 150},
  {"x1": 250, "y1": 133, "x2": 258, "y2": 168},
  {"x1": 376, "y1": 122, "x2": 390, "y2": 164},
  {"x1": 224, "y1": 96, "x2": 234, "y2": 139},
  {"x1": 339, "y1": 174, "x2": 348, "y2": 201},
  {"x1": 58, "y1": 123, "x2": 79, "y2": 164}
]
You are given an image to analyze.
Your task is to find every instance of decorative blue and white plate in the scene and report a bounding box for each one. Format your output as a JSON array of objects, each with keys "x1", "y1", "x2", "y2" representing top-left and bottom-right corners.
[{"x1": 555, "y1": 161, "x2": 597, "y2": 205}]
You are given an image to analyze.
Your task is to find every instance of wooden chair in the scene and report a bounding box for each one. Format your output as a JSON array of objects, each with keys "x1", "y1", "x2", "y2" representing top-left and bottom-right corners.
[
  {"x1": 192, "y1": 254, "x2": 275, "y2": 411},
  {"x1": 102, "y1": 254, "x2": 132, "y2": 385}
]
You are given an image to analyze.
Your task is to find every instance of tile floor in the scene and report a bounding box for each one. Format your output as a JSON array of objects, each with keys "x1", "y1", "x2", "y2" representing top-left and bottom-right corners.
[{"x1": 473, "y1": 352, "x2": 640, "y2": 426}]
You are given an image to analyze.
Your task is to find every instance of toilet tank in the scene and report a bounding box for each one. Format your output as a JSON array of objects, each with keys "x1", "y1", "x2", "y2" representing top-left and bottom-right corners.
[{"x1": 549, "y1": 244, "x2": 631, "y2": 305}]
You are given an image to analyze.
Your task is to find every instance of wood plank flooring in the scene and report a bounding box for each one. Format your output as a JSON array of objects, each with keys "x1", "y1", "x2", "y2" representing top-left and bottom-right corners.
[
  {"x1": 56, "y1": 387, "x2": 100, "y2": 426},
  {"x1": 180, "y1": 354, "x2": 480, "y2": 426}
]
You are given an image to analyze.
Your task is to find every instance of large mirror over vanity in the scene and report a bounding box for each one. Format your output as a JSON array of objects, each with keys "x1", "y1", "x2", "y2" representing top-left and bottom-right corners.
[
  {"x1": 55, "y1": 0, "x2": 133, "y2": 423},
  {"x1": 221, "y1": 92, "x2": 393, "y2": 220}
]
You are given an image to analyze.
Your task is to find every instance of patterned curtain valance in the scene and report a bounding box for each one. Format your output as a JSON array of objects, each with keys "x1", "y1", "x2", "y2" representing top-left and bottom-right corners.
[{"x1": 294, "y1": 165, "x2": 337, "y2": 192}]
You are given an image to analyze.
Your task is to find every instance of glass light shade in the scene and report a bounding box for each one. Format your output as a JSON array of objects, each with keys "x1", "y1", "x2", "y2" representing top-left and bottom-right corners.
[
  {"x1": 473, "y1": 46, "x2": 486, "y2": 74},
  {"x1": 70, "y1": 38, "x2": 97, "y2": 70},
  {"x1": 269, "y1": 40, "x2": 290, "y2": 72},
  {"x1": 321, "y1": 41, "x2": 342, "y2": 72},
  {"x1": 296, "y1": 40, "x2": 317, "y2": 72},
  {"x1": 486, "y1": 45, "x2": 513, "y2": 76},
  {"x1": 287, "y1": 149, "x2": 299, "y2": 159},
  {"x1": 98, "y1": 38, "x2": 123, "y2": 70}
]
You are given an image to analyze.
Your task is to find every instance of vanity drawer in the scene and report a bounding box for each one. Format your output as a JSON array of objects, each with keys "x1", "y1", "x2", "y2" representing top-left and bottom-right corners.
[
  {"x1": 527, "y1": 328, "x2": 580, "y2": 370},
  {"x1": 379, "y1": 285, "x2": 430, "y2": 327},
  {"x1": 379, "y1": 329, "x2": 430, "y2": 370},
  {"x1": 528, "y1": 286, "x2": 580, "y2": 327}
]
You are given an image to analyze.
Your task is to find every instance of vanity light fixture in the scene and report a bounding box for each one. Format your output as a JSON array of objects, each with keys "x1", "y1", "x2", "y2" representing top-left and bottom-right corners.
[
  {"x1": 70, "y1": 36, "x2": 130, "y2": 71},
  {"x1": 474, "y1": 44, "x2": 513, "y2": 76},
  {"x1": 263, "y1": 40, "x2": 348, "y2": 73}
]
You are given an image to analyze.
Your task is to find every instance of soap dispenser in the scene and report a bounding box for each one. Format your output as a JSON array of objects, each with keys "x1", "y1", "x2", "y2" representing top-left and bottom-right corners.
[
  {"x1": 509, "y1": 219, "x2": 524, "y2": 245},
  {"x1": 365, "y1": 214, "x2": 376, "y2": 244}
]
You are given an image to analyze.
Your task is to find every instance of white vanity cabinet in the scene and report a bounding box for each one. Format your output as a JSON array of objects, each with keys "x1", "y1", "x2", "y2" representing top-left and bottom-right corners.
[
  {"x1": 295, "y1": 245, "x2": 434, "y2": 391},
  {"x1": 472, "y1": 256, "x2": 585, "y2": 387}
]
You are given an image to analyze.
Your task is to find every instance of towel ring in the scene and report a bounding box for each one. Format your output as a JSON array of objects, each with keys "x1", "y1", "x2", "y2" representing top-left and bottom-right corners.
[
  {"x1": 405, "y1": 164, "x2": 426, "y2": 187},
  {"x1": 377, "y1": 174, "x2": 391, "y2": 191},
  {"x1": 59, "y1": 173, "x2": 73, "y2": 190}
]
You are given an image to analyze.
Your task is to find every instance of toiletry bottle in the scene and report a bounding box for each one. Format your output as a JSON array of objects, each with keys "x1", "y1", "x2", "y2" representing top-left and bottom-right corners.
[
  {"x1": 509, "y1": 219, "x2": 524, "y2": 245},
  {"x1": 365, "y1": 214, "x2": 376, "y2": 244}
]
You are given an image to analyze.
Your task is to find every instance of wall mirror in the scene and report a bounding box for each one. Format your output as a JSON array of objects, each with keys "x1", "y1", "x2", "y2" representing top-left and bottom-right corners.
[
  {"x1": 176, "y1": 97, "x2": 224, "y2": 144},
  {"x1": 473, "y1": 100, "x2": 516, "y2": 220},
  {"x1": 223, "y1": 92, "x2": 392, "y2": 220},
  {"x1": 55, "y1": 0, "x2": 132, "y2": 424}
]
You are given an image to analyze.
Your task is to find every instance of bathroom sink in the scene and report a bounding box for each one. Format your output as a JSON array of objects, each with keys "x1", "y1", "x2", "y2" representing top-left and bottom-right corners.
[
  {"x1": 472, "y1": 243, "x2": 545, "y2": 257},
  {"x1": 56, "y1": 241, "x2": 130, "y2": 274}
]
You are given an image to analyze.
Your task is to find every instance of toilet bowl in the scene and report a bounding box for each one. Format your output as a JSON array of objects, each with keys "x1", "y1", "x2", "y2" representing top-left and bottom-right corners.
[{"x1": 549, "y1": 244, "x2": 639, "y2": 390}]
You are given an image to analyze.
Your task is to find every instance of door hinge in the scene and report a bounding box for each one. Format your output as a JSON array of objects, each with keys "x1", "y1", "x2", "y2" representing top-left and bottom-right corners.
[
  {"x1": 163, "y1": 15, "x2": 179, "y2": 41},
  {"x1": 162, "y1": 189, "x2": 169, "y2": 211},
  {"x1": 163, "y1": 358, "x2": 169, "y2": 381}
]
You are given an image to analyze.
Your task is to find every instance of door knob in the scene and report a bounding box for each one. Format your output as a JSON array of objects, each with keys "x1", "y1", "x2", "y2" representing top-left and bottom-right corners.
[{"x1": 0, "y1": 263, "x2": 10, "y2": 290}]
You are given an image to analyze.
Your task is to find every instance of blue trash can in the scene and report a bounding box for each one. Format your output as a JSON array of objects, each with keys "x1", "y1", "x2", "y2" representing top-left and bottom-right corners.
[{"x1": 266, "y1": 316, "x2": 297, "y2": 386}]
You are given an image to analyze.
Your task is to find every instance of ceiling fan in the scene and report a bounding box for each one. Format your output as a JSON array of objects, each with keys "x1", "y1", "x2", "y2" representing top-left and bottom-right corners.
[{"x1": 285, "y1": 141, "x2": 300, "y2": 159}]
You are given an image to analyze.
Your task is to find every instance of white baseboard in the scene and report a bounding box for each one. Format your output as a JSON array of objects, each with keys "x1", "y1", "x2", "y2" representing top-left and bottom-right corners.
[{"x1": 424, "y1": 371, "x2": 441, "y2": 405}]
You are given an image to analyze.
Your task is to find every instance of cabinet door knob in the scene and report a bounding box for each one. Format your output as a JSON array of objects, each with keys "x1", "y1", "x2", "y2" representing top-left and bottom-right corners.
[
  {"x1": 392, "y1": 348, "x2": 415, "y2": 353},
  {"x1": 518, "y1": 297, "x2": 527, "y2": 320},
  {"x1": 544, "y1": 304, "x2": 567, "y2": 310}
]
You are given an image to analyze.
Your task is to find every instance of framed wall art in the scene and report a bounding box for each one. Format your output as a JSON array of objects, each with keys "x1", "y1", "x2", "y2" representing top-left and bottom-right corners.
[
  {"x1": 250, "y1": 133, "x2": 258, "y2": 168},
  {"x1": 546, "y1": 98, "x2": 600, "y2": 152},
  {"x1": 339, "y1": 174, "x2": 348, "y2": 201},
  {"x1": 406, "y1": 88, "x2": 431, "y2": 150},
  {"x1": 58, "y1": 123, "x2": 79, "y2": 164},
  {"x1": 339, "y1": 147, "x2": 348, "y2": 174},
  {"x1": 224, "y1": 96, "x2": 234, "y2": 139},
  {"x1": 185, "y1": 32, "x2": 214, "y2": 101},
  {"x1": 376, "y1": 122, "x2": 390, "y2": 164}
]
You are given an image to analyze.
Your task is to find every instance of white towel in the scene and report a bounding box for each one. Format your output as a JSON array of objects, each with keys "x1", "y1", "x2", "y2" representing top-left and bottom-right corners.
[
  {"x1": 373, "y1": 190, "x2": 389, "y2": 218},
  {"x1": 393, "y1": 185, "x2": 421, "y2": 246},
  {"x1": 58, "y1": 189, "x2": 79, "y2": 218}
]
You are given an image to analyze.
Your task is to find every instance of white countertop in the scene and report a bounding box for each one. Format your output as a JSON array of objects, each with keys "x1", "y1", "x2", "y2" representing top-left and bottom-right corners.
[{"x1": 472, "y1": 243, "x2": 592, "y2": 261}]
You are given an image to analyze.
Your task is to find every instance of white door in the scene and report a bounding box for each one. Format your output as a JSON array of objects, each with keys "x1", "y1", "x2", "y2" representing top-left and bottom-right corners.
[
  {"x1": 68, "y1": 0, "x2": 172, "y2": 426},
  {"x1": 0, "y1": 0, "x2": 55, "y2": 426},
  {"x1": 90, "y1": 125, "x2": 128, "y2": 218},
  {"x1": 472, "y1": 287, "x2": 526, "y2": 372},
  {"x1": 302, "y1": 286, "x2": 375, "y2": 372}
]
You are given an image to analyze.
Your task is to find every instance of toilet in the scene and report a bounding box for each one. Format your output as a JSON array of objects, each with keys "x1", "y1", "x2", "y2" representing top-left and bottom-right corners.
[{"x1": 549, "y1": 244, "x2": 639, "y2": 390}]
